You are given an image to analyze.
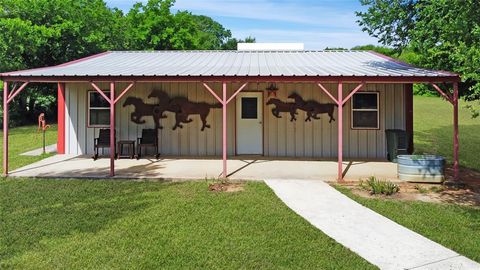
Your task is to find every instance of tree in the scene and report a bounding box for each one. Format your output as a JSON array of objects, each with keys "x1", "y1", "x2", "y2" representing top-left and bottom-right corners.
[
  {"x1": 222, "y1": 36, "x2": 256, "y2": 50},
  {"x1": 124, "y1": 0, "x2": 242, "y2": 50},
  {"x1": 357, "y1": 0, "x2": 480, "y2": 117},
  {"x1": 0, "y1": 0, "x2": 126, "y2": 125},
  {"x1": 351, "y1": 45, "x2": 395, "y2": 56},
  {"x1": 192, "y1": 15, "x2": 233, "y2": 50},
  {"x1": 1, "y1": 0, "x2": 252, "y2": 125}
]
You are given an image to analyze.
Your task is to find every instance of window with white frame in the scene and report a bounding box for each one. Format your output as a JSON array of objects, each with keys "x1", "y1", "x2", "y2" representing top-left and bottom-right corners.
[
  {"x1": 351, "y1": 92, "x2": 379, "y2": 129},
  {"x1": 88, "y1": 91, "x2": 110, "y2": 127}
]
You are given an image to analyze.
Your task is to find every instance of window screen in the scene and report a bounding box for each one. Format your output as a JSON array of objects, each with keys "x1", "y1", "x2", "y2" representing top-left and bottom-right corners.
[
  {"x1": 241, "y1": 97, "x2": 258, "y2": 119},
  {"x1": 351, "y1": 92, "x2": 379, "y2": 129},
  {"x1": 88, "y1": 91, "x2": 110, "y2": 126}
]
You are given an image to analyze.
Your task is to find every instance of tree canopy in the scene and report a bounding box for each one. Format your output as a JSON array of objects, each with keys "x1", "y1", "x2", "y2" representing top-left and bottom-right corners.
[
  {"x1": 0, "y1": 0, "x2": 253, "y2": 125},
  {"x1": 357, "y1": 0, "x2": 480, "y2": 117}
]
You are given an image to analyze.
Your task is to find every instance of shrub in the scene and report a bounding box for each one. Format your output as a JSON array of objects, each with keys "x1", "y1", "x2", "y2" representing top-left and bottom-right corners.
[
  {"x1": 414, "y1": 184, "x2": 428, "y2": 194},
  {"x1": 359, "y1": 176, "x2": 400, "y2": 196}
]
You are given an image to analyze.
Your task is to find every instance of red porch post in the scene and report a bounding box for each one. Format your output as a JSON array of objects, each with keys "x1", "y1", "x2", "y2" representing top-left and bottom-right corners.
[
  {"x1": 318, "y1": 82, "x2": 363, "y2": 181},
  {"x1": 222, "y1": 82, "x2": 227, "y2": 178},
  {"x1": 3, "y1": 81, "x2": 8, "y2": 176},
  {"x1": 337, "y1": 82, "x2": 343, "y2": 181},
  {"x1": 404, "y1": 84, "x2": 414, "y2": 153},
  {"x1": 203, "y1": 82, "x2": 248, "y2": 178},
  {"x1": 110, "y1": 82, "x2": 115, "y2": 177},
  {"x1": 57, "y1": 83, "x2": 66, "y2": 154},
  {"x1": 453, "y1": 82, "x2": 459, "y2": 181},
  {"x1": 430, "y1": 82, "x2": 459, "y2": 181},
  {"x1": 92, "y1": 81, "x2": 134, "y2": 177}
]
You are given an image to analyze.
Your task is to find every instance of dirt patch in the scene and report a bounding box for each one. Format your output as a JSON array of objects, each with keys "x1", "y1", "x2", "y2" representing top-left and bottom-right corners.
[
  {"x1": 341, "y1": 180, "x2": 480, "y2": 207},
  {"x1": 337, "y1": 164, "x2": 480, "y2": 207},
  {"x1": 445, "y1": 164, "x2": 480, "y2": 190},
  {"x1": 208, "y1": 182, "x2": 244, "y2": 193}
]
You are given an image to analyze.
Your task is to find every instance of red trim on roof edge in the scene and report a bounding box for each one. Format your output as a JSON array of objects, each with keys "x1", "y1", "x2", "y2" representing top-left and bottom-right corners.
[
  {"x1": 0, "y1": 75, "x2": 461, "y2": 83},
  {"x1": 368, "y1": 50, "x2": 459, "y2": 77},
  {"x1": 0, "y1": 51, "x2": 111, "y2": 76}
]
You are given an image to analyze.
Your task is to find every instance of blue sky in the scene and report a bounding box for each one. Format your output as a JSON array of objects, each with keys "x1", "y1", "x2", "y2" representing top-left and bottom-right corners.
[{"x1": 105, "y1": 0, "x2": 379, "y2": 49}]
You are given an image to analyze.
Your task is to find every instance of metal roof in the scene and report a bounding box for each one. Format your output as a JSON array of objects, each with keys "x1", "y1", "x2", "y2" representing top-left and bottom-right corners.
[{"x1": 0, "y1": 50, "x2": 459, "y2": 81}]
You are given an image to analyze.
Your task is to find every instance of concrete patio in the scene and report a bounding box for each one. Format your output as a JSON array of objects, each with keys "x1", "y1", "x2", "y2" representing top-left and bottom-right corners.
[{"x1": 10, "y1": 154, "x2": 399, "y2": 181}]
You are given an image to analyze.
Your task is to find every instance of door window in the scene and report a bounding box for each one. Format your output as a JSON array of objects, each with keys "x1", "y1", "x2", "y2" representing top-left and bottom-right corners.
[{"x1": 241, "y1": 97, "x2": 258, "y2": 119}]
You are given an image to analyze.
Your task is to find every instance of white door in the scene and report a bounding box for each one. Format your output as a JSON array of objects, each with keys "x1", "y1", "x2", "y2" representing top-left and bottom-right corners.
[{"x1": 236, "y1": 92, "x2": 263, "y2": 155}]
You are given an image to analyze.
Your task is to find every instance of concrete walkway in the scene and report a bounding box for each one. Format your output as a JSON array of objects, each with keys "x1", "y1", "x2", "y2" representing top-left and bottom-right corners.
[
  {"x1": 20, "y1": 144, "x2": 57, "y2": 156},
  {"x1": 265, "y1": 179, "x2": 480, "y2": 270}
]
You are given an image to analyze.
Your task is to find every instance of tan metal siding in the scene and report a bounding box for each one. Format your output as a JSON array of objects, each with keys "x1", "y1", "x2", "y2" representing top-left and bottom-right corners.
[
  {"x1": 66, "y1": 82, "x2": 235, "y2": 156},
  {"x1": 262, "y1": 83, "x2": 404, "y2": 159},
  {"x1": 65, "y1": 82, "x2": 405, "y2": 159}
]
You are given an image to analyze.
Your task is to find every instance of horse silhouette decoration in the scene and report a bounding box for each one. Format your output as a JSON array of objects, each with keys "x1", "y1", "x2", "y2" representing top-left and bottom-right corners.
[
  {"x1": 123, "y1": 97, "x2": 167, "y2": 129},
  {"x1": 288, "y1": 93, "x2": 338, "y2": 123},
  {"x1": 148, "y1": 90, "x2": 222, "y2": 131},
  {"x1": 266, "y1": 98, "x2": 298, "y2": 121}
]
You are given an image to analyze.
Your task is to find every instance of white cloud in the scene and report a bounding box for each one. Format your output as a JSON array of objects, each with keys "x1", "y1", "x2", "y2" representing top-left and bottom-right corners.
[{"x1": 173, "y1": 0, "x2": 357, "y2": 28}]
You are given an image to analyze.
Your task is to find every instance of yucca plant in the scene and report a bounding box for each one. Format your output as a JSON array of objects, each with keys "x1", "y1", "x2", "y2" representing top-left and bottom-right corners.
[{"x1": 359, "y1": 176, "x2": 399, "y2": 195}]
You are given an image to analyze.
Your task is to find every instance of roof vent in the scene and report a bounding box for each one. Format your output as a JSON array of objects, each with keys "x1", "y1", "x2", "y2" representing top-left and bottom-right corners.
[{"x1": 237, "y1": 43, "x2": 304, "y2": 51}]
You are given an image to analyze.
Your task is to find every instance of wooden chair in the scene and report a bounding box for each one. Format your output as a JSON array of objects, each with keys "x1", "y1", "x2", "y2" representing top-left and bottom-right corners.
[
  {"x1": 93, "y1": 129, "x2": 115, "y2": 160},
  {"x1": 136, "y1": 129, "x2": 159, "y2": 159}
]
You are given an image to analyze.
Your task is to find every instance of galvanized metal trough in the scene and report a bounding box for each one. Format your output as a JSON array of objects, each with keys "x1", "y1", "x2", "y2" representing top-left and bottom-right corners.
[{"x1": 397, "y1": 155, "x2": 445, "y2": 183}]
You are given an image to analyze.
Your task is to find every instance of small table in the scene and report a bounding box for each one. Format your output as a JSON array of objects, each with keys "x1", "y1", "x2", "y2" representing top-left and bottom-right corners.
[{"x1": 117, "y1": 140, "x2": 135, "y2": 159}]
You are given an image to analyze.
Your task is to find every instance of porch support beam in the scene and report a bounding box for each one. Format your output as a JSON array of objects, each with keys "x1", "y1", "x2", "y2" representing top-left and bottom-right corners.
[
  {"x1": 453, "y1": 82, "x2": 459, "y2": 181},
  {"x1": 90, "y1": 82, "x2": 134, "y2": 177},
  {"x1": 222, "y1": 83, "x2": 227, "y2": 179},
  {"x1": 7, "y1": 81, "x2": 29, "y2": 103},
  {"x1": 342, "y1": 82, "x2": 365, "y2": 106},
  {"x1": 3, "y1": 81, "x2": 8, "y2": 176},
  {"x1": 202, "y1": 82, "x2": 248, "y2": 178},
  {"x1": 431, "y1": 82, "x2": 459, "y2": 181},
  {"x1": 430, "y1": 83, "x2": 454, "y2": 105},
  {"x1": 109, "y1": 82, "x2": 115, "y2": 177},
  {"x1": 317, "y1": 83, "x2": 338, "y2": 103},
  {"x1": 337, "y1": 82, "x2": 344, "y2": 181},
  {"x1": 90, "y1": 82, "x2": 112, "y2": 103},
  {"x1": 226, "y1": 83, "x2": 248, "y2": 104},
  {"x1": 202, "y1": 83, "x2": 223, "y2": 103},
  {"x1": 318, "y1": 82, "x2": 364, "y2": 181},
  {"x1": 113, "y1": 82, "x2": 135, "y2": 104}
]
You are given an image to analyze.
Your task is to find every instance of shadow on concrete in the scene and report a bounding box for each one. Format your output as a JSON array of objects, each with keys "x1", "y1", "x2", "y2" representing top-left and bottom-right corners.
[{"x1": 226, "y1": 159, "x2": 272, "y2": 178}]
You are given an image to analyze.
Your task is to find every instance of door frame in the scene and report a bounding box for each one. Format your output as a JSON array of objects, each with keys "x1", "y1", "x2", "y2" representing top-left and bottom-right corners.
[{"x1": 234, "y1": 91, "x2": 264, "y2": 155}]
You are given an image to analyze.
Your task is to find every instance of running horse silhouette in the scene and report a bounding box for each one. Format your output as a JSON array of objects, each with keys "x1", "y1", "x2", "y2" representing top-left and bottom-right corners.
[
  {"x1": 266, "y1": 98, "x2": 298, "y2": 122},
  {"x1": 288, "y1": 93, "x2": 338, "y2": 123},
  {"x1": 148, "y1": 90, "x2": 222, "y2": 131},
  {"x1": 122, "y1": 96, "x2": 178, "y2": 129}
]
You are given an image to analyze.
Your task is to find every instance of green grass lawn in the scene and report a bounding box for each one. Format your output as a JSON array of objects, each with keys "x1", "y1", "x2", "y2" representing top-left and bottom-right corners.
[
  {"x1": 414, "y1": 96, "x2": 480, "y2": 171},
  {"x1": 0, "y1": 125, "x2": 58, "y2": 171},
  {"x1": 336, "y1": 186, "x2": 480, "y2": 263},
  {"x1": 0, "y1": 179, "x2": 376, "y2": 269}
]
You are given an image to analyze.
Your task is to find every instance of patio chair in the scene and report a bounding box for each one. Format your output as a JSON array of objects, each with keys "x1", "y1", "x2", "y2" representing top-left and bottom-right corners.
[
  {"x1": 136, "y1": 129, "x2": 159, "y2": 159},
  {"x1": 93, "y1": 128, "x2": 116, "y2": 160}
]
